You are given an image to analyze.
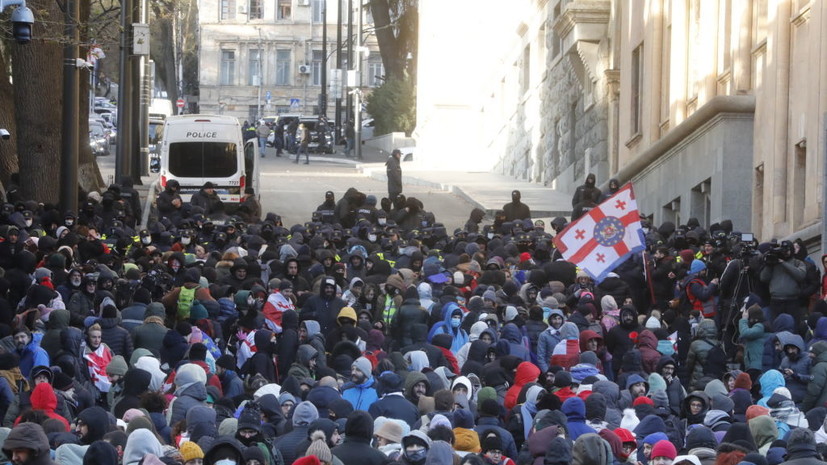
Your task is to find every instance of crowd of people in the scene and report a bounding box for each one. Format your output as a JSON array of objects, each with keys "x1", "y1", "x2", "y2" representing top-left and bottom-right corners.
[{"x1": 0, "y1": 174, "x2": 826, "y2": 465}]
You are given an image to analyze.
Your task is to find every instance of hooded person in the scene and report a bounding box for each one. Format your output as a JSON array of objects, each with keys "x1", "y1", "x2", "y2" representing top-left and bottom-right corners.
[
  {"x1": 452, "y1": 408, "x2": 481, "y2": 455},
  {"x1": 802, "y1": 341, "x2": 827, "y2": 411},
  {"x1": 424, "y1": 440, "x2": 455, "y2": 465},
  {"x1": 537, "y1": 308, "x2": 566, "y2": 372},
  {"x1": 122, "y1": 428, "x2": 162, "y2": 465},
  {"x1": 168, "y1": 363, "x2": 208, "y2": 426},
  {"x1": 504, "y1": 362, "x2": 540, "y2": 410},
  {"x1": 427, "y1": 302, "x2": 469, "y2": 355},
  {"x1": 684, "y1": 425, "x2": 717, "y2": 465},
  {"x1": 779, "y1": 427, "x2": 827, "y2": 465},
  {"x1": 606, "y1": 306, "x2": 640, "y2": 377},
  {"x1": 2, "y1": 422, "x2": 56, "y2": 465},
  {"x1": 686, "y1": 319, "x2": 720, "y2": 390},
  {"x1": 332, "y1": 410, "x2": 392, "y2": 465},
  {"x1": 572, "y1": 432, "x2": 613, "y2": 465},
  {"x1": 550, "y1": 322, "x2": 581, "y2": 370},
  {"x1": 475, "y1": 398, "x2": 519, "y2": 460},
  {"x1": 75, "y1": 406, "x2": 111, "y2": 445},
  {"x1": 562, "y1": 396, "x2": 596, "y2": 441},
  {"x1": 748, "y1": 415, "x2": 778, "y2": 456},
  {"x1": 545, "y1": 435, "x2": 573, "y2": 465}
]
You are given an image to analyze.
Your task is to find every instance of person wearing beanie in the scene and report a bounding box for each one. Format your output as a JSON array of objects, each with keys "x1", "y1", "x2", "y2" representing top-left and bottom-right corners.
[
  {"x1": 452, "y1": 408, "x2": 481, "y2": 455},
  {"x1": 332, "y1": 410, "x2": 390, "y2": 465},
  {"x1": 341, "y1": 357, "x2": 378, "y2": 411},
  {"x1": 98, "y1": 304, "x2": 133, "y2": 361},
  {"x1": 681, "y1": 260, "x2": 719, "y2": 320},
  {"x1": 2, "y1": 422, "x2": 54, "y2": 465},
  {"x1": 780, "y1": 428, "x2": 826, "y2": 465},
  {"x1": 685, "y1": 425, "x2": 718, "y2": 465},
  {"x1": 179, "y1": 441, "x2": 204, "y2": 465},
  {"x1": 368, "y1": 372, "x2": 418, "y2": 428},
  {"x1": 776, "y1": 332, "x2": 811, "y2": 404},
  {"x1": 480, "y1": 430, "x2": 516, "y2": 465},
  {"x1": 738, "y1": 305, "x2": 767, "y2": 372},
  {"x1": 475, "y1": 398, "x2": 518, "y2": 460},
  {"x1": 650, "y1": 439, "x2": 677, "y2": 465},
  {"x1": 305, "y1": 430, "x2": 334, "y2": 465},
  {"x1": 272, "y1": 401, "x2": 319, "y2": 464},
  {"x1": 373, "y1": 419, "x2": 404, "y2": 459},
  {"x1": 214, "y1": 354, "x2": 244, "y2": 399}
]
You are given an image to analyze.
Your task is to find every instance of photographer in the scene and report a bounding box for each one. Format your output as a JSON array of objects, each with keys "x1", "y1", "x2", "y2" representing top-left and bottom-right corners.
[{"x1": 759, "y1": 240, "x2": 807, "y2": 321}]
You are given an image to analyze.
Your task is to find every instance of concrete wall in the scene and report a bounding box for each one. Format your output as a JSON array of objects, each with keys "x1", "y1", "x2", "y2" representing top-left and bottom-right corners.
[
  {"x1": 363, "y1": 133, "x2": 414, "y2": 153},
  {"x1": 632, "y1": 114, "x2": 754, "y2": 232}
]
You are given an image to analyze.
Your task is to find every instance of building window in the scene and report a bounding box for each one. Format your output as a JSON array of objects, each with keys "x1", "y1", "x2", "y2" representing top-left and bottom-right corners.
[
  {"x1": 248, "y1": 49, "x2": 261, "y2": 85},
  {"x1": 220, "y1": 49, "x2": 235, "y2": 85},
  {"x1": 686, "y1": 0, "x2": 700, "y2": 100},
  {"x1": 753, "y1": 0, "x2": 768, "y2": 45},
  {"x1": 248, "y1": 0, "x2": 262, "y2": 19},
  {"x1": 368, "y1": 53, "x2": 384, "y2": 87},
  {"x1": 220, "y1": 0, "x2": 236, "y2": 20},
  {"x1": 631, "y1": 43, "x2": 643, "y2": 135},
  {"x1": 311, "y1": 50, "x2": 323, "y2": 86},
  {"x1": 278, "y1": 0, "x2": 291, "y2": 20},
  {"x1": 520, "y1": 45, "x2": 530, "y2": 95},
  {"x1": 312, "y1": 0, "x2": 324, "y2": 23},
  {"x1": 276, "y1": 49, "x2": 291, "y2": 85}
]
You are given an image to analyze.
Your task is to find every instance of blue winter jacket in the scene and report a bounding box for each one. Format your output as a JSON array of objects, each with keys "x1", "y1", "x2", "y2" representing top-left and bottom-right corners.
[
  {"x1": 342, "y1": 376, "x2": 379, "y2": 411},
  {"x1": 427, "y1": 302, "x2": 469, "y2": 354}
]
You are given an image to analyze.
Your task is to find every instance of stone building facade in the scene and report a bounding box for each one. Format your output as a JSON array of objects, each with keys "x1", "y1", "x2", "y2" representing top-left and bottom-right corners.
[{"x1": 197, "y1": 0, "x2": 381, "y2": 121}]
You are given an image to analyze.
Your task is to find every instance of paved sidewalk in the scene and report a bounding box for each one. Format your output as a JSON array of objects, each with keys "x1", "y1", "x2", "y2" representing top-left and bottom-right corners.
[{"x1": 358, "y1": 162, "x2": 572, "y2": 220}]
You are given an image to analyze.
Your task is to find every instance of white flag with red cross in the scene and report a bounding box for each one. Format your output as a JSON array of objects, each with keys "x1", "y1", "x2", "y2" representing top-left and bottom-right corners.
[{"x1": 553, "y1": 183, "x2": 645, "y2": 282}]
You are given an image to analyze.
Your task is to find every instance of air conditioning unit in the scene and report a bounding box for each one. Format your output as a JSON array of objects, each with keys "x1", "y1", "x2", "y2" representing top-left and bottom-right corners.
[
  {"x1": 298, "y1": 0, "x2": 310, "y2": 5},
  {"x1": 298, "y1": 64, "x2": 311, "y2": 74}
]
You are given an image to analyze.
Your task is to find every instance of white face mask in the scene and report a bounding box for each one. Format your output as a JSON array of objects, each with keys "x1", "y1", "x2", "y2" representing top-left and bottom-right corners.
[
  {"x1": 181, "y1": 237, "x2": 191, "y2": 245},
  {"x1": 368, "y1": 234, "x2": 377, "y2": 242},
  {"x1": 141, "y1": 236, "x2": 151, "y2": 245},
  {"x1": 378, "y1": 218, "x2": 386, "y2": 226},
  {"x1": 24, "y1": 219, "x2": 32, "y2": 227},
  {"x1": 487, "y1": 232, "x2": 494, "y2": 240},
  {"x1": 214, "y1": 460, "x2": 237, "y2": 465},
  {"x1": 65, "y1": 219, "x2": 74, "y2": 226}
]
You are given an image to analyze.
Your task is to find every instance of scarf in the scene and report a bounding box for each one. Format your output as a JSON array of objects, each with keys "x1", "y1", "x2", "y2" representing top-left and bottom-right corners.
[
  {"x1": 0, "y1": 368, "x2": 28, "y2": 394},
  {"x1": 84, "y1": 344, "x2": 113, "y2": 393}
]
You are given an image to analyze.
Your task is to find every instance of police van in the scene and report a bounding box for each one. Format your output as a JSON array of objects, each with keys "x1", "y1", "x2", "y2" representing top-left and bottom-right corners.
[{"x1": 158, "y1": 115, "x2": 260, "y2": 209}]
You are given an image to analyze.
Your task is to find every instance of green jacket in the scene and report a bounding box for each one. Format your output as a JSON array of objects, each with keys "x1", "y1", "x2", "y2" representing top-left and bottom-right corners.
[
  {"x1": 738, "y1": 318, "x2": 766, "y2": 371},
  {"x1": 802, "y1": 342, "x2": 827, "y2": 411}
]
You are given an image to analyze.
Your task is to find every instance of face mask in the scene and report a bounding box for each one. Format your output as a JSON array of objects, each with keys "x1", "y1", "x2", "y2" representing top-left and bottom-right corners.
[
  {"x1": 181, "y1": 237, "x2": 191, "y2": 245},
  {"x1": 65, "y1": 219, "x2": 74, "y2": 226},
  {"x1": 487, "y1": 232, "x2": 494, "y2": 240},
  {"x1": 451, "y1": 316, "x2": 461, "y2": 328},
  {"x1": 368, "y1": 234, "x2": 377, "y2": 242},
  {"x1": 247, "y1": 296, "x2": 255, "y2": 307},
  {"x1": 141, "y1": 236, "x2": 151, "y2": 245},
  {"x1": 24, "y1": 219, "x2": 32, "y2": 227},
  {"x1": 215, "y1": 460, "x2": 237, "y2": 465},
  {"x1": 378, "y1": 218, "x2": 386, "y2": 225},
  {"x1": 406, "y1": 449, "x2": 427, "y2": 464}
]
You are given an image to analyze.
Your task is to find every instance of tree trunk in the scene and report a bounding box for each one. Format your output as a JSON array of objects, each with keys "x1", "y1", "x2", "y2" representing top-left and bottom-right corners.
[
  {"x1": 369, "y1": 0, "x2": 404, "y2": 79},
  {"x1": 0, "y1": 46, "x2": 19, "y2": 186},
  {"x1": 10, "y1": 0, "x2": 64, "y2": 204}
]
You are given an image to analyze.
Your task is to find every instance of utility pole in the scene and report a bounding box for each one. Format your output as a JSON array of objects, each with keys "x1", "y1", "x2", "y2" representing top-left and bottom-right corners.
[
  {"x1": 354, "y1": 0, "x2": 362, "y2": 159},
  {"x1": 60, "y1": 0, "x2": 78, "y2": 212},
  {"x1": 334, "y1": 0, "x2": 342, "y2": 140},
  {"x1": 320, "y1": 0, "x2": 327, "y2": 116},
  {"x1": 131, "y1": 0, "x2": 148, "y2": 184},
  {"x1": 257, "y1": 27, "x2": 263, "y2": 121},
  {"x1": 346, "y1": 0, "x2": 352, "y2": 122},
  {"x1": 115, "y1": 0, "x2": 133, "y2": 182}
]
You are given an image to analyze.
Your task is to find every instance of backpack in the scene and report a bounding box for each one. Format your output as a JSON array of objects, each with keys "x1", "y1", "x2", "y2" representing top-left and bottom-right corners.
[
  {"x1": 177, "y1": 285, "x2": 198, "y2": 320},
  {"x1": 702, "y1": 338, "x2": 727, "y2": 378}
]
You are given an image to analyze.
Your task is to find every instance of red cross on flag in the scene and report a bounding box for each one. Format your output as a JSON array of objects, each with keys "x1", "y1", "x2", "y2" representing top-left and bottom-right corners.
[{"x1": 553, "y1": 183, "x2": 645, "y2": 281}]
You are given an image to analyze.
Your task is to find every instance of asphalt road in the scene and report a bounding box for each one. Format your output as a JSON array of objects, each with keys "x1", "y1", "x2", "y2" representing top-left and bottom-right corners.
[
  {"x1": 97, "y1": 148, "x2": 477, "y2": 231},
  {"x1": 256, "y1": 151, "x2": 475, "y2": 231}
]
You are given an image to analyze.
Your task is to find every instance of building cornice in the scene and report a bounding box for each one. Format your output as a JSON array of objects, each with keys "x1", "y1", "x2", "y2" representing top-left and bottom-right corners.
[
  {"x1": 604, "y1": 95, "x2": 756, "y2": 189},
  {"x1": 552, "y1": 0, "x2": 611, "y2": 39}
]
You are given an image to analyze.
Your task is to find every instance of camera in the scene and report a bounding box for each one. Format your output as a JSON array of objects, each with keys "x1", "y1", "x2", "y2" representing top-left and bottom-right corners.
[
  {"x1": 10, "y1": 5, "x2": 34, "y2": 45},
  {"x1": 0, "y1": 129, "x2": 9, "y2": 140}
]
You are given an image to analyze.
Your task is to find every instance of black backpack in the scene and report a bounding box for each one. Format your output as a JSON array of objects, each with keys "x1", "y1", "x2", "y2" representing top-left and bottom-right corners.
[{"x1": 702, "y1": 338, "x2": 727, "y2": 379}]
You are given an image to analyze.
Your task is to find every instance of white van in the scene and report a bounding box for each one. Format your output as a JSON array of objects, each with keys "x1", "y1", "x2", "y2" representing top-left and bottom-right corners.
[{"x1": 158, "y1": 115, "x2": 260, "y2": 209}]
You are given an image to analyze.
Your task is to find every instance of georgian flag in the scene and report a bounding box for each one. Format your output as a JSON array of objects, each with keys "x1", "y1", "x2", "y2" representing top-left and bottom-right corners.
[{"x1": 553, "y1": 183, "x2": 645, "y2": 282}]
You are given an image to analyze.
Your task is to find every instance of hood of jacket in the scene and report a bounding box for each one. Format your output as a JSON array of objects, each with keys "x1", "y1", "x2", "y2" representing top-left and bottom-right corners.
[
  {"x1": 758, "y1": 370, "x2": 785, "y2": 399},
  {"x1": 337, "y1": 306, "x2": 357, "y2": 325},
  {"x1": 500, "y1": 323, "x2": 523, "y2": 344},
  {"x1": 77, "y1": 406, "x2": 110, "y2": 443},
  {"x1": 593, "y1": 380, "x2": 621, "y2": 409},
  {"x1": 562, "y1": 397, "x2": 587, "y2": 422},
  {"x1": 468, "y1": 321, "x2": 488, "y2": 342},
  {"x1": 572, "y1": 433, "x2": 612, "y2": 465},
  {"x1": 418, "y1": 282, "x2": 433, "y2": 301},
  {"x1": 559, "y1": 322, "x2": 580, "y2": 340},
  {"x1": 696, "y1": 319, "x2": 717, "y2": 340},
  {"x1": 638, "y1": 330, "x2": 658, "y2": 350},
  {"x1": 31, "y1": 382, "x2": 58, "y2": 412},
  {"x1": 123, "y1": 428, "x2": 162, "y2": 465},
  {"x1": 579, "y1": 330, "x2": 603, "y2": 352},
  {"x1": 297, "y1": 344, "x2": 319, "y2": 365},
  {"x1": 2, "y1": 422, "x2": 50, "y2": 459},
  {"x1": 748, "y1": 414, "x2": 778, "y2": 448},
  {"x1": 776, "y1": 331, "x2": 805, "y2": 352},
  {"x1": 772, "y1": 314, "x2": 795, "y2": 333},
  {"x1": 528, "y1": 424, "x2": 559, "y2": 458},
  {"x1": 514, "y1": 361, "x2": 541, "y2": 386},
  {"x1": 47, "y1": 309, "x2": 70, "y2": 330},
  {"x1": 405, "y1": 371, "x2": 430, "y2": 398},
  {"x1": 633, "y1": 415, "x2": 667, "y2": 440},
  {"x1": 545, "y1": 436, "x2": 573, "y2": 465},
  {"x1": 815, "y1": 317, "x2": 827, "y2": 340},
  {"x1": 304, "y1": 320, "x2": 322, "y2": 339},
  {"x1": 122, "y1": 368, "x2": 152, "y2": 396}
]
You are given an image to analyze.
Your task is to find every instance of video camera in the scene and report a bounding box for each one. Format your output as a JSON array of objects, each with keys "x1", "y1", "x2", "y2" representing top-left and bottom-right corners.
[{"x1": 763, "y1": 240, "x2": 791, "y2": 265}]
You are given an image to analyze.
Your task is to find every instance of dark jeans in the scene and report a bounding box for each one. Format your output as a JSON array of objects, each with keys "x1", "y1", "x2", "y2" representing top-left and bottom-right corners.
[{"x1": 770, "y1": 298, "x2": 802, "y2": 323}]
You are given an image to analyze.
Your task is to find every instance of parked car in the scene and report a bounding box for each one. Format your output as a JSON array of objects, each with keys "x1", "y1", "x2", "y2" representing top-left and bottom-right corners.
[{"x1": 89, "y1": 121, "x2": 110, "y2": 156}]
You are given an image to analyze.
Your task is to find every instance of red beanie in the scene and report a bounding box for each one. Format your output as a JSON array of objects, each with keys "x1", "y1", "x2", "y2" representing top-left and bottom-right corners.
[
  {"x1": 633, "y1": 396, "x2": 654, "y2": 407},
  {"x1": 733, "y1": 372, "x2": 752, "y2": 391},
  {"x1": 614, "y1": 427, "x2": 636, "y2": 444},
  {"x1": 651, "y1": 440, "x2": 677, "y2": 460}
]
